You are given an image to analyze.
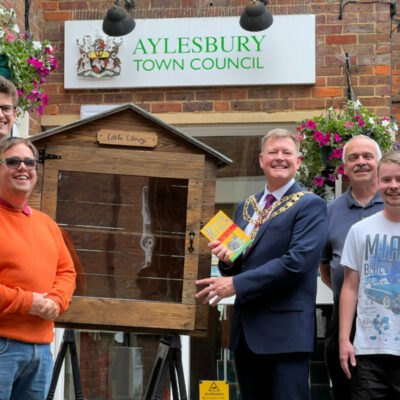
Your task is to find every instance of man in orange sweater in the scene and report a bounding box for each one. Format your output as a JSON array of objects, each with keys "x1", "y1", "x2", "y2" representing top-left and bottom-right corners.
[{"x1": 0, "y1": 137, "x2": 76, "y2": 399}]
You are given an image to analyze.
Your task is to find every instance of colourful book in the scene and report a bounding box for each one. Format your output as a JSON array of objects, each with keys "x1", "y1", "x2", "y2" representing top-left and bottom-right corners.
[{"x1": 201, "y1": 210, "x2": 252, "y2": 261}]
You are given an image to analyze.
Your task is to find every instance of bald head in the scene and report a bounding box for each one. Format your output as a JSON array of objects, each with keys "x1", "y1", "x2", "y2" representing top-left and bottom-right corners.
[
  {"x1": 343, "y1": 135, "x2": 381, "y2": 186},
  {"x1": 342, "y1": 135, "x2": 381, "y2": 163}
]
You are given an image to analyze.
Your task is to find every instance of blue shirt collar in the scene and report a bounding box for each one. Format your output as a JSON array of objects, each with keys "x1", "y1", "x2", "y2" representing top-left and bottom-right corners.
[{"x1": 345, "y1": 186, "x2": 383, "y2": 209}]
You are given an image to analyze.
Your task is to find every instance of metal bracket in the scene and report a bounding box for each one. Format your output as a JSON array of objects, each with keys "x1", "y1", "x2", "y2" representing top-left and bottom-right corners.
[
  {"x1": 38, "y1": 149, "x2": 61, "y2": 164},
  {"x1": 339, "y1": 0, "x2": 397, "y2": 21}
]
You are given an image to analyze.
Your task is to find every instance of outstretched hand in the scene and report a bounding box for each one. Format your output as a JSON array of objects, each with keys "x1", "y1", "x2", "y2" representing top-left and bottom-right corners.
[{"x1": 195, "y1": 276, "x2": 235, "y2": 306}]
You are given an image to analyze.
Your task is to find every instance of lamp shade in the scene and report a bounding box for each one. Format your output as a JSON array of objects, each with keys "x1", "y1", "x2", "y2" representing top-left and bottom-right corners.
[
  {"x1": 102, "y1": 5, "x2": 135, "y2": 37},
  {"x1": 239, "y1": 1, "x2": 273, "y2": 32}
]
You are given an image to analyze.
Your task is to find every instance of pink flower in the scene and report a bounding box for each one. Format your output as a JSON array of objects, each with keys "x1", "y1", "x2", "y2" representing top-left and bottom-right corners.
[
  {"x1": 338, "y1": 164, "x2": 345, "y2": 175},
  {"x1": 334, "y1": 133, "x2": 342, "y2": 142},
  {"x1": 45, "y1": 45, "x2": 56, "y2": 55},
  {"x1": 321, "y1": 133, "x2": 331, "y2": 145},
  {"x1": 328, "y1": 174, "x2": 336, "y2": 182},
  {"x1": 313, "y1": 131, "x2": 324, "y2": 144},
  {"x1": 6, "y1": 33, "x2": 14, "y2": 42},
  {"x1": 27, "y1": 58, "x2": 44, "y2": 69},
  {"x1": 358, "y1": 120, "x2": 365, "y2": 127},
  {"x1": 353, "y1": 115, "x2": 361, "y2": 119},
  {"x1": 344, "y1": 121, "x2": 353, "y2": 128},
  {"x1": 296, "y1": 134, "x2": 303, "y2": 142},
  {"x1": 332, "y1": 148, "x2": 343, "y2": 158},
  {"x1": 314, "y1": 176, "x2": 324, "y2": 186},
  {"x1": 37, "y1": 105, "x2": 43, "y2": 115},
  {"x1": 306, "y1": 120, "x2": 316, "y2": 129}
]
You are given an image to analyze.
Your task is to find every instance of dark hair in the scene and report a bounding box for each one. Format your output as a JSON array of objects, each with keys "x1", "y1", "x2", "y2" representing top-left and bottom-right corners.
[
  {"x1": 378, "y1": 151, "x2": 400, "y2": 172},
  {"x1": 0, "y1": 137, "x2": 39, "y2": 160},
  {"x1": 0, "y1": 77, "x2": 18, "y2": 107}
]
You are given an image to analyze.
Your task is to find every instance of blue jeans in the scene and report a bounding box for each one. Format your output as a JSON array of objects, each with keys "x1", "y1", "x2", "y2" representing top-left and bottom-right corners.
[{"x1": 0, "y1": 337, "x2": 54, "y2": 400}]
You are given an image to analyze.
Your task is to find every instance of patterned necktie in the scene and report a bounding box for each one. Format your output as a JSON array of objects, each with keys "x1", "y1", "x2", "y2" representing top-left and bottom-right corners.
[{"x1": 264, "y1": 193, "x2": 276, "y2": 211}]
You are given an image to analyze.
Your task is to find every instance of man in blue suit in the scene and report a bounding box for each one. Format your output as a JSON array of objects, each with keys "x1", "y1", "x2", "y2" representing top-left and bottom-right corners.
[{"x1": 196, "y1": 129, "x2": 328, "y2": 399}]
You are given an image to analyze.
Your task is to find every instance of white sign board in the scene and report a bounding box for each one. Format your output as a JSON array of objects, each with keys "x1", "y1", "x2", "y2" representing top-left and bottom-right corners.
[{"x1": 64, "y1": 15, "x2": 315, "y2": 89}]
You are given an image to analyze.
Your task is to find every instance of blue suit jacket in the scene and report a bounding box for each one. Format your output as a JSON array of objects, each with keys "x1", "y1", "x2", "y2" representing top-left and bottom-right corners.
[{"x1": 219, "y1": 182, "x2": 328, "y2": 355}]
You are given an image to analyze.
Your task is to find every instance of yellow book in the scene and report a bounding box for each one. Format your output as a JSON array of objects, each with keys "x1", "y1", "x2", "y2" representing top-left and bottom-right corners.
[{"x1": 201, "y1": 210, "x2": 252, "y2": 261}]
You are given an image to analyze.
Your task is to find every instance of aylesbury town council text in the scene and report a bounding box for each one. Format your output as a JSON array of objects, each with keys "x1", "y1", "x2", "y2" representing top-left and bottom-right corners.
[{"x1": 131, "y1": 35, "x2": 267, "y2": 72}]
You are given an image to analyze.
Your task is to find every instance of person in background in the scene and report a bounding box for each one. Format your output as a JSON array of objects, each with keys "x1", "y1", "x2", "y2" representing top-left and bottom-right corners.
[
  {"x1": 0, "y1": 76, "x2": 18, "y2": 138},
  {"x1": 319, "y1": 135, "x2": 383, "y2": 399},
  {"x1": 339, "y1": 151, "x2": 400, "y2": 399},
  {"x1": 196, "y1": 129, "x2": 327, "y2": 400},
  {"x1": 0, "y1": 137, "x2": 76, "y2": 399}
]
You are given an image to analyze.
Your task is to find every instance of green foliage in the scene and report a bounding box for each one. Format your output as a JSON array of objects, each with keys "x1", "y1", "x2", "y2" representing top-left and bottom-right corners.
[
  {"x1": 0, "y1": 5, "x2": 57, "y2": 115},
  {"x1": 297, "y1": 100, "x2": 398, "y2": 188}
]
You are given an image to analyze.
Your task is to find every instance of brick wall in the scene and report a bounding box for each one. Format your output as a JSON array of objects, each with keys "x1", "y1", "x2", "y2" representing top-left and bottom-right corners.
[
  {"x1": 391, "y1": 0, "x2": 400, "y2": 123},
  {"x1": 12, "y1": 0, "x2": 397, "y2": 133}
]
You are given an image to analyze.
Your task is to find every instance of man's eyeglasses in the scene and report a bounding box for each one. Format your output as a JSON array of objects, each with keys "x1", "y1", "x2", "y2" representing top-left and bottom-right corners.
[
  {"x1": 0, "y1": 157, "x2": 38, "y2": 170},
  {"x1": 0, "y1": 105, "x2": 16, "y2": 116}
]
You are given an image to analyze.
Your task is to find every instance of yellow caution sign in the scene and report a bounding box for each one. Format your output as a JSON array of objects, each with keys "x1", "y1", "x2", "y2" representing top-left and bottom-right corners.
[{"x1": 199, "y1": 380, "x2": 229, "y2": 399}]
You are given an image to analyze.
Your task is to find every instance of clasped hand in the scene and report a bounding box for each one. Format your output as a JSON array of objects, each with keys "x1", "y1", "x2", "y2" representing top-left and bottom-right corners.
[{"x1": 29, "y1": 292, "x2": 59, "y2": 320}]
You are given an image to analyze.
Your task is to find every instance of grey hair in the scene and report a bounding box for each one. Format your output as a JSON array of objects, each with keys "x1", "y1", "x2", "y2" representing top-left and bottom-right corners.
[{"x1": 342, "y1": 135, "x2": 382, "y2": 163}]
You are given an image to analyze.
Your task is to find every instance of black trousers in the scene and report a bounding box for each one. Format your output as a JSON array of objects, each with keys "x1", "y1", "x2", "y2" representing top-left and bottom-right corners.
[
  {"x1": 234, "y1": 333, "x2": 311, "y2": 400},
  {"x1": 351, "y1": 355, "x2": 400, "y2": 400},
  {"x1": 324, "y1": 303, "x2": 356, "y2": 400}
]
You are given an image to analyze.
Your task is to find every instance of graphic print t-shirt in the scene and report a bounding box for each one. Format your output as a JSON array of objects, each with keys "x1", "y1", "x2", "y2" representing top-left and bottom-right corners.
[{"x1": 341, "y1": 211, "x2": 400, "y2": 356}]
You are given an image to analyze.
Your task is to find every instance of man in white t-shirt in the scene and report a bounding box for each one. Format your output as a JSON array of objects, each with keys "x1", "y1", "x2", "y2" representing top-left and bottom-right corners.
[{"x1": 339, "y1": 151, "x2": 400, "y2": 399}]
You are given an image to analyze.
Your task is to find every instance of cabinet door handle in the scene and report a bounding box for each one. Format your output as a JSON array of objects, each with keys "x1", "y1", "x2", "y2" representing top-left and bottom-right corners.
[{"x1": 188, "y1": 231, "x2": 195, "y2": 253}]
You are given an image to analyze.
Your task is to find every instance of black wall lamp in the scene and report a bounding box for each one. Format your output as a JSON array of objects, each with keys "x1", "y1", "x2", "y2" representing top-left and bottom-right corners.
[
  {"x1": 240, "y1": 0, "x2": 273, "y2": 32},
  {"x1": 102, "y1": 0, "x2": 135, "y2": 37}
]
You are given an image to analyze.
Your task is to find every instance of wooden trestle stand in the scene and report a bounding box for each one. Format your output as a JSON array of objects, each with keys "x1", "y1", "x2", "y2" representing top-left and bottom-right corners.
[
  {"x1": 46, "y1": 329, "x2": 83, "y2": 400},
  {"x1": 144, "y1": 335, "x2": 188, "y2": 400}
]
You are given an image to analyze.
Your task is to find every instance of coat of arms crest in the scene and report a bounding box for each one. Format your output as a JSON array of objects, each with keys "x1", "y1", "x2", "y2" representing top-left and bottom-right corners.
[{"x1": 76, "y1": 34, "x2": 122, "y2": 78}]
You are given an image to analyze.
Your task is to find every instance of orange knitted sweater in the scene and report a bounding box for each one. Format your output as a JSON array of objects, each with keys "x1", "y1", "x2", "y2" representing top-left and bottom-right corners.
[{"x1": 0, "y1": 204, "x2": 76, "y2": 343}]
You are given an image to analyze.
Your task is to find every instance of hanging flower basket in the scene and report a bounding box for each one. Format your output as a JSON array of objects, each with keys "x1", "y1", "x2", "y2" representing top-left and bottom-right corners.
[
  {"x1": 0, "y1": 53, "x2": 11, "y2": 79},
  {"x1": 0, "y1": 5, "x2": 58, "y2": 115},
  {"x1": 297, "y1": 100, "x2": 398, "y2": 189}
]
